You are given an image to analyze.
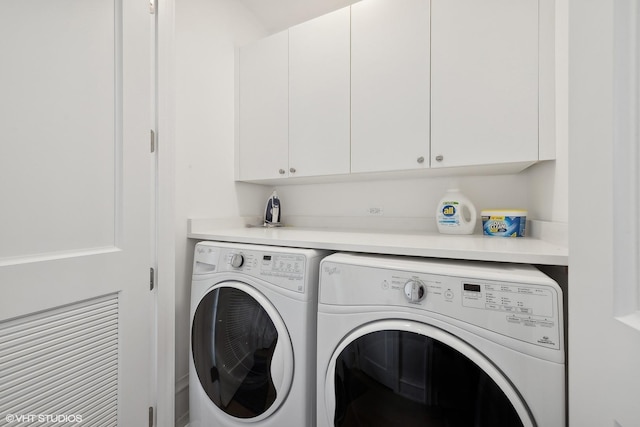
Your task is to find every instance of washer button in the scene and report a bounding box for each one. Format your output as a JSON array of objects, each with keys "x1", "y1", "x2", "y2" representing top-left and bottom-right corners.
[{"x1": 230, "y1": 253, "x2": 244, "y2": 268}]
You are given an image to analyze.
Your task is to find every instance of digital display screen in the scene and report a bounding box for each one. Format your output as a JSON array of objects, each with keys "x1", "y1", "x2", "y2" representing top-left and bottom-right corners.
[
  {"x1": 464, "y1": 283, "x2": 481, "y2": 292},
  {"x1": 263, "y1": 255, "x2": 272, "y2": 261}
]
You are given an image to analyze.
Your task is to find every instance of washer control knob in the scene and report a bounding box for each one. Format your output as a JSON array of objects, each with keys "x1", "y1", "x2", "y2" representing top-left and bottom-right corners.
[
  {"x1": 230, "y1": 253, "x2": 244, "y2": 268},
  {"x1": 404, "y1": 280, "x2": 426, "y2": 303}
]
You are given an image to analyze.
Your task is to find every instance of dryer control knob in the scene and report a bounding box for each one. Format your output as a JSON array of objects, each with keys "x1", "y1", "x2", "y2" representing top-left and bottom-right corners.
[
  {"x1": 230, "y1": 253, "x2": 244, "y2": 268},
  {"x1": 404, "y1": 280, "x2": 426, "y2": 303}
]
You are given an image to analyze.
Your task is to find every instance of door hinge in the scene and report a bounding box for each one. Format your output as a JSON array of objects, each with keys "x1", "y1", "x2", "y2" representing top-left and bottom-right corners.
[
  {"x1": 150, "y1": 268, "x2": 155, "y2": 291},
  {"x1": 148, "y1": 406, "x2": 154, "y2": 427},
  {"x1": 150, "y1": 129, "x2": 156, "y2": 153},
  {"x1": 149, "y1": 0, "x2": 156, "y2": 14}
]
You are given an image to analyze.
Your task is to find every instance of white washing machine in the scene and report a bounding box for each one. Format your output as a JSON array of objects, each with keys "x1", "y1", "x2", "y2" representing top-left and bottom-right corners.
[
  {"x1": 189, "y1": 241, "x2": 327, "y2": 427},
  {"x1": 317, "y1": 253, "x2": 565, "y2": 427}
]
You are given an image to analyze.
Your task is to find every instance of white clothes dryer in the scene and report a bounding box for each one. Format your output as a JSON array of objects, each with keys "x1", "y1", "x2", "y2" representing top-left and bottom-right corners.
[
  {"x1": 317, "y1": 253, "x2": 565, "y2": 427},
  {"x1": 189, "y1": 242, "x2": 326, "y2": 427}
]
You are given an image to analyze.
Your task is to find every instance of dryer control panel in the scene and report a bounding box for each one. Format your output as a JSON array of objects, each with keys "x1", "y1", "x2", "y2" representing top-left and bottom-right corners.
[
  {"x1": 462, "y1": 282, "x2": 555, "y2": 326},
  {"x1": 319, "y1": 253, "x2": 564, "y2": 359}
]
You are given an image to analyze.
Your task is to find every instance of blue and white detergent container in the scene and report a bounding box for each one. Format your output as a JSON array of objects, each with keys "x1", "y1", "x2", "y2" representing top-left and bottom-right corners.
[
  {"x1": 481, "y1": 209, "x2": 527, "y2": 237},
  {"x1": 435, "y1": 188, "x2": 477, "y2": 235}
]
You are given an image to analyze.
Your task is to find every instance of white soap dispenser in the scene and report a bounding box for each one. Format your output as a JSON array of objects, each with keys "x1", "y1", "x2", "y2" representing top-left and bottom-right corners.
[{"x1": 435, "y1": 187, "x2": 477, "y2": 235}]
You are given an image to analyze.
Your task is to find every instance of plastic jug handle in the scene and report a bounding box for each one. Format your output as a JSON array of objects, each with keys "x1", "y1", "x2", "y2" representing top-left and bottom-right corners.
[{"x1": 463, "y1": 203, "x2": 477, "y2": 226}]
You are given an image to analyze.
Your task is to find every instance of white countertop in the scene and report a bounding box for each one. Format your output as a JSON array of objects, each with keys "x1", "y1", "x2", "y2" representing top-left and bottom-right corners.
[{"x1": 188, "y1": 218, "x2": 568, "y2": 266}]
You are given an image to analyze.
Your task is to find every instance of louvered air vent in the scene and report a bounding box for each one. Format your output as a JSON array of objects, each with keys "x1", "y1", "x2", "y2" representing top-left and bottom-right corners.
[{"x1": 0, "y1": 294, "x2": 119, "y2": 426}]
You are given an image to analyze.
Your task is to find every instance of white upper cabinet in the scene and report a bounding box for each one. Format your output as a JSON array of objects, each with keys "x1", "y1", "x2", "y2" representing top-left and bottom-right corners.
[
  {"x1": 238, "y1": 30, "x2": 289, "y2": 181},
  {"x1": 289, "y1": 7, "x2": 351, "y2": 178},
  {"x1": 237, "y1": 0, "x2": 548, "y2": 182},
  {"x1": 430, "y1": 0, "x2": 539, "y2": 168},
  {"x1": 351, "y1": 0, "x2": 430, "y2": 174}
]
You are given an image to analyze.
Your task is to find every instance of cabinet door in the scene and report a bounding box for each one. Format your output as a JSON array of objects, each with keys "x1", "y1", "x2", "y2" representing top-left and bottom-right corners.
[
  {"x1": 289, "y1": 7, "x2": 351, "y2": 178},
  {"x1": 351, "y1": 0, "x2": 430, "y2": 173},
  {"x1": 238, "y1": 30, "x2": 289, "y2": 180},
  {"x1": 431, "y1": 0, "x2": 539, "y2": 168}
]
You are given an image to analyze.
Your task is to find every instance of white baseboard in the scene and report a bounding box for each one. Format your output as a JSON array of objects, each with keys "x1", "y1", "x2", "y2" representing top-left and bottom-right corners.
[
  {"x1": 176, "y1": 415, "x2": 189, "y2": 427},
  {"x1": 175, "y1": 374, "x2": 189, "y2": 427}
]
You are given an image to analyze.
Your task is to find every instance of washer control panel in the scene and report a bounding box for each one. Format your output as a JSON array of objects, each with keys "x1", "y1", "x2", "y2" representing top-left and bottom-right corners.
[
  {"x1": 223, "y1": 250, "x2": 307, "y2": 293},
  {"x1": 192, "y1": 242, "x2": 319, "y2": 295},
  {"x1": 320, "y1": 256, "x2": 563, "y2": 352}
]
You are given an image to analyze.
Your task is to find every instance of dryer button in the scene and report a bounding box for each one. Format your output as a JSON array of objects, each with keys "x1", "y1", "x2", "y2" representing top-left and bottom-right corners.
[{"x1": 404, "y1": 280, "x2": 426, "y2": 303}]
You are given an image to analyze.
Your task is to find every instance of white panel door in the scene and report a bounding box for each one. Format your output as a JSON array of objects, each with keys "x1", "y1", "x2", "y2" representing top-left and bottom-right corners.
[
  {"x1": 0, "y1": 0, "x2": 152, "y2": 424},
  {"x1": 431, "y1": 0, "x2": 539, "y2": 168},
  {"x1": 289, "y1": 7, "x2": 351, "y2": 178},
  {"x1": 238, "y1": 30, "x2": 289, "y2": 181},
  {"x1": 351, "y1": 0, "x2": 430, "y2": 174}
]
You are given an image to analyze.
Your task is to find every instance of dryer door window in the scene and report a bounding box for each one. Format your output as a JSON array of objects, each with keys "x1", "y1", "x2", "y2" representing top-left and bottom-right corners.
[
  {"x1": 192, "y1": 282, "x2": 294, "y2": 420},
  {"x1": 328, "y1": 323, "x2": 533, "y2": 427}
]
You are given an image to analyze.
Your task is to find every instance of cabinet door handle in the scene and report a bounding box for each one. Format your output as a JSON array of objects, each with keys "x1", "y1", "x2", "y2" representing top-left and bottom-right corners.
[
  {"x1": 417, "y1": 156, "x2": 425, "y2": 164},
  {"x1": 278, "y1": 169, "x2": 286, "y2": 175},
  {"x1": 289, "y1": 167, "x2": 296, "y2": 174},
  {"x1": 435, "y1": 155, "x2": 444, "y2": 162}
]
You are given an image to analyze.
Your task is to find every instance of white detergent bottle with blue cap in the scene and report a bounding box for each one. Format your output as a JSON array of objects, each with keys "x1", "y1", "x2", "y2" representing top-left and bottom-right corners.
[{"x1": 435, "y1": 187, "x2": 477, "y2": 234}]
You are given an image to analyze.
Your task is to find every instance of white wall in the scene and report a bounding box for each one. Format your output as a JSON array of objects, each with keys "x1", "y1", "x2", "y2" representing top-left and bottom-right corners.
[
  {"x1": 274, "y1": 173, "x2": 533, "y2": 228},
  {"x1": 174, "y1": 1, "x2": 268, "y2": 424},
  {"x1": 526, "y1": 0, "x2": 569, "y2": 224}
]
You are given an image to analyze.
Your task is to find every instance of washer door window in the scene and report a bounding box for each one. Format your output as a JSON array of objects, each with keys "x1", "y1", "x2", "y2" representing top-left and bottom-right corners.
[
  {"x1": 326, "y1": 320, "x2": 534, "y2": 427},
  {"x1": 192, "y1": 282, "x2": 294, "y2": 421}
]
